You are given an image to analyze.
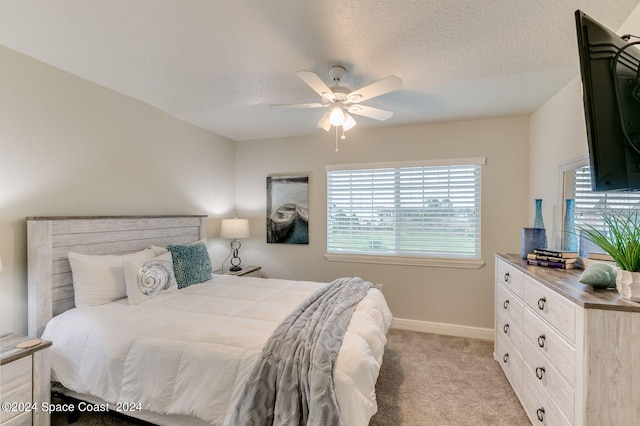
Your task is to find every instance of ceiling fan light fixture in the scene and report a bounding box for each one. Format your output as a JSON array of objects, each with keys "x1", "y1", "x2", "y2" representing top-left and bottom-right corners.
[
  {"x1": 317, "y1": 111, "x2": 331, "y2": 131},
  {"x1": 343, "y1": 113, "x2": 356, "y2": 131},
  {"x1": 273, "y1": 67, "x2": 402, "y2": 149},
  {"x1": 329, "y1": 106, "x2": 345, "y2": 126}
]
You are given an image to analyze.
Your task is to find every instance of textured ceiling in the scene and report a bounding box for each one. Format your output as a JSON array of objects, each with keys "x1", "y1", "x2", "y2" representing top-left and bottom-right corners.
[{"x1": 0, "y1": 1, "x2": 639, "y2": 141}]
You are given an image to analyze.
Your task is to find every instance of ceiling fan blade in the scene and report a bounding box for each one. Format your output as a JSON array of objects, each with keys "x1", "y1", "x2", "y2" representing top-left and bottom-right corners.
[
  {"x1": 347, "y1": 75, "x2": 402, "y2": 103},
  {"x1": 347, "y1": 104, "x2": 394, "y2": 121},
  {"x1": 297, "y1": 70, "x2": 336, "y2": 101},
  {"x1": 270, "y1": 102, "x2": 327, "y2": 109},
  {"x1": 317, "y1": 111, "x2": 331, "y2": 131}
]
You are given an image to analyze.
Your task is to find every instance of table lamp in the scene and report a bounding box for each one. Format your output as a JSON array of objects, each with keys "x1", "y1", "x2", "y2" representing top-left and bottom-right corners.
[{"x1": 220, "y1": 216, "x2": 250, "y2": 271}]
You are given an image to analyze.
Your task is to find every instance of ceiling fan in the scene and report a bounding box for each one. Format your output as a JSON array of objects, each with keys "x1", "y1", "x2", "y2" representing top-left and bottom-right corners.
[{"x1": 271, "y1": 66, "x2": 402, "y2": 136}]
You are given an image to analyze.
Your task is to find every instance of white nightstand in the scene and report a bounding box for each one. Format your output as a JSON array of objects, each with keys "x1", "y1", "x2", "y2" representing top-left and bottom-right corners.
[
  {"x1": 1, "y1": 333, "x2": 52, "y2": 426},
  {"x1": 214, "y1": 265, "x2": 262, "y2": 277}
]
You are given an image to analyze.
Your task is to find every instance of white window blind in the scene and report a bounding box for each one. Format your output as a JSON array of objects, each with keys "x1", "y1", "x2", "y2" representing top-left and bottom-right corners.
[
  {"x1": 327, "y1": 160, "x2": 482, "y2": 260},
  {"x1": 574, "y1": 166, "x2": 640, "y2": 231}
]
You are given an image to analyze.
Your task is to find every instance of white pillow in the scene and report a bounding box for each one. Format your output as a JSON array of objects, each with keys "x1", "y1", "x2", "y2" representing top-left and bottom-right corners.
[
  {"x1": 124, "y1": 252, "x2": 178, "y2": 304},
  {"x1": 150, "y1": 238, "x2": 207, "y2": 256},
  {"x1": 68, "y1": 249, "x2": 155, "y2": 307},
  {"x1": 150, "y1": 245, "x2": 169, "y2": 256}
]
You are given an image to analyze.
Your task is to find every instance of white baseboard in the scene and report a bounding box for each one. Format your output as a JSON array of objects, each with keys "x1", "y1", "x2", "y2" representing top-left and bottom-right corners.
[{"x1": 391, "y1": 317, "x2": 494, "y2": 341}]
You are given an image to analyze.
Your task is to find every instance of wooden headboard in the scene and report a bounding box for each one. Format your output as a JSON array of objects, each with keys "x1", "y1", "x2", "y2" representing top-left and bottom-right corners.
[{"x1": 27, "y1": 215, "x2": 207, "y2": 337}]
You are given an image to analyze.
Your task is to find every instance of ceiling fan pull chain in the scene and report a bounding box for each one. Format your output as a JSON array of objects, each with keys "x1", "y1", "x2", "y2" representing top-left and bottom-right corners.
[{"x1": 335, "y1": 126, "x2": 339, "y2": 152}]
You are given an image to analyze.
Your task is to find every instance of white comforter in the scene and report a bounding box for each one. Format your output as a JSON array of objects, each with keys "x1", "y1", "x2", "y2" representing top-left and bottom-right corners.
[{"x1": 42, "y1": 275, "x2": 393, "y2": 425}]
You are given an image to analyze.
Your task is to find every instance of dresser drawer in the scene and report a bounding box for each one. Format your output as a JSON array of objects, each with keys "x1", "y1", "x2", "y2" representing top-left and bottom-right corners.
[
  {"x1": 524, "y1": 275, "x2": 576, "y2": 343},
  {"x1": 496, "y1": 331, "x2": 523, "y2": 395},
  {"x1": 524, "y1": 309, "x2": 575, "y2": 386},
  {"x1": 523, "y1": 371, "x2": 572, "y2": 426},
  {"x1": 497, "y1": 283, "x2": 524, "y2": 330},
  {"x1": 0, "y1": 356, "x2": 32, "y2": 424},
  {"x1": 524, "y1": 340, "x2": 574, "y2": 424},
  {"x1": 497, "y1": 309, "x2": 523, "y2": 349},
  {"x1": 497, "y1": 260, "x2": 524, "y2": 297}
]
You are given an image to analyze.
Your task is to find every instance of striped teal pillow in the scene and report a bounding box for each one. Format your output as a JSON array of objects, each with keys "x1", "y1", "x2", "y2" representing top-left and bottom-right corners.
[{"x1": 167, "y1": 242, "x2": 212, "y2": 288}]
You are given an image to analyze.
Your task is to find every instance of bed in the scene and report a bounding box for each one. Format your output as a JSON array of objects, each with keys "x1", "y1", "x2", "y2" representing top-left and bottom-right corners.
[{"x1": 27, "y1": 215, "x2": 393, "y2": 425}]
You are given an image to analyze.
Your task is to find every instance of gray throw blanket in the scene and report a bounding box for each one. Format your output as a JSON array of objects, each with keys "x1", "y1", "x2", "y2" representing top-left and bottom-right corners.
[{"x1": 229, "y1": 276, "x2": 374, "y2": 426}]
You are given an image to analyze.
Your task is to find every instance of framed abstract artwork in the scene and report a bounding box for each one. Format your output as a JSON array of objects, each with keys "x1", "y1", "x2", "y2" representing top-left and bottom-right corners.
[{"x1": 266, "y1": 175, "x2": 309, "y2": 244}]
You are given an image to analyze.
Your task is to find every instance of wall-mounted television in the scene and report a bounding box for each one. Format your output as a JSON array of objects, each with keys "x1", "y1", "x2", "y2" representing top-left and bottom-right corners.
[{"x1": 575, "y1": 10, "x2": 640, "y2": 191}]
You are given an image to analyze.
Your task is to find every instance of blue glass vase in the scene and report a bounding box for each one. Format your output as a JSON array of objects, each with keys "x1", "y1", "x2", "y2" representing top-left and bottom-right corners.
[
  {"x1": 525, "y1": 199, "x2": 547, "y2": 257},
  {"x1": 562, "y1": 199, "x2": 578, "y2": 252},
  {"x1": 532, "y1": 199, "x2": 545, "y2": 229},
  {"x1": 521, "y1": 227, "x2": 548, "y2": 258}
]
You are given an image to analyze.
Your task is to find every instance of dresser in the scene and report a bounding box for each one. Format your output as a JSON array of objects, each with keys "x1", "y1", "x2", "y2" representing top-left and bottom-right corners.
[
  {"x1": 495, "y1": 253, "x2": 640, "y2": 426},
  {"x1": 0, "y1": 333, "x2": 52, "y2": 426}
]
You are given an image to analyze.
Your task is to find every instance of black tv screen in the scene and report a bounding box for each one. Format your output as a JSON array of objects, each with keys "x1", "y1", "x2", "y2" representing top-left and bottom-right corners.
[{"x1": 575, "y1": 10, "x2": 640, "y2": 191}]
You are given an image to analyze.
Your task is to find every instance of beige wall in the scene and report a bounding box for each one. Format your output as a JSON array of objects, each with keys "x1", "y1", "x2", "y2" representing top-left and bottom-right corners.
[
  {"x1": 529, "y1": 77, "x2": 588, "y2": 249},
  {"x1": 235, "y1": 117, "x2": 530, "y2": 329},
  {"x1": 0, "y1": 45, "x2": 236, "y2": 335}
]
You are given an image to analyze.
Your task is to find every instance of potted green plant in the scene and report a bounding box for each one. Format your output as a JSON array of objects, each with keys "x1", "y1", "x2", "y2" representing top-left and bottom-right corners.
[{"x1": 579, "y1": 209, "x2": 640, "y2": 301}]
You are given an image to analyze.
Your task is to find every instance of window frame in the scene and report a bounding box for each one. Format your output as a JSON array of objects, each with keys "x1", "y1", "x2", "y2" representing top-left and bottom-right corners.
[
  {"x1": 325, "y1": 157, "x2": 486, "y2": 269},
  {"x1": 558, "y1": 157, "x2": 640, "y2": 254}
]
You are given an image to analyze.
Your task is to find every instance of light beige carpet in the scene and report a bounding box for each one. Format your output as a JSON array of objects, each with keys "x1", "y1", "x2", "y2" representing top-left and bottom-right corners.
[
  {"x1": 369, "y1": 329, "x2": 530, "y2": 426},
  {"x1": 51, "y1": 328, "x2": 530, "y2": 425}
]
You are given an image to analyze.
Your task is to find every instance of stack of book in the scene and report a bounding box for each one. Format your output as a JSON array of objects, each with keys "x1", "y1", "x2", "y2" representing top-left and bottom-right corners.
[
  {"x1": 526, "y1": 248, "x2": 579, "y2": 269},
  {"x1": 580, "y1": 252, "x2": 616, "y2": 268},
  {"x1": 587, "y1": 253, "x2": 614, "y2": 262}
]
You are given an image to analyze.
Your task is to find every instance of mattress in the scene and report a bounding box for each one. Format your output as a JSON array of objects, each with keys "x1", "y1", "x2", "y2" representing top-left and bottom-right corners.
[{"x1": 42, "y1": 274, "x2": 393, "y2": 425}]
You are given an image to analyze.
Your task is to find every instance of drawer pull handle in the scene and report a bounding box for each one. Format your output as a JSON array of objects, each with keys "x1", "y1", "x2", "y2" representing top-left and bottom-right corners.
[
  {"x1": 502, "y1": 353, "x2": 509, "y2": 363},
  {"x1": 535, "y1": 366, "x2": 546, "y2": 380},
  {"x1": 503, "y1": 323, "x2": 509, "y2": 334},
  {"x1": 503, "y1": 299, "x2": 509, "y2": 309},
  {"x1": 536, "y1": 407, "x2": 545, "y2": 422},
  {"x1": 504, "y1": 272, "x2": 510, "y2": 282},
  {"x1": 537, "y1": 297, "x2": 546, "y2": 310},
  {"x1": 538, "y1": 334, "x2": 546, "y2": 348}
]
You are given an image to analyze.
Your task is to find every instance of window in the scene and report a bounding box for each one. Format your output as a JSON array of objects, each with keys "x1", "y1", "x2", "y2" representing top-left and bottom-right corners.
[
  {"x1": 574, "y1": 165, "x2": 640, "y2": 232},
  {"x1": 326, "y1": 158, "x2": 485, "y2": 268}
]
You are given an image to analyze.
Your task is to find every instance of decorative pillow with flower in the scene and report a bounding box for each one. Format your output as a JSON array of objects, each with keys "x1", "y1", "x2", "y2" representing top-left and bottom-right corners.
[{"x1": 124, "y1": 252, "x2": 178, "y2": 304}]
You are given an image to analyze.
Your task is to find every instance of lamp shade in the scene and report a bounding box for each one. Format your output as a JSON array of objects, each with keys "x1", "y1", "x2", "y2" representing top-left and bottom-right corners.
[
  {"x1": 317, "y1": 111, "x2": 331, "y2": 132},
  {"x1": 329, "y1": 106, "x2": 345, "y2": 126},
  {"x1": 220, "y1": 218, "x2": 250, "y2": 239},
  {"x1": 342, "y1": 112, "x2": 356, "y2": 131}
]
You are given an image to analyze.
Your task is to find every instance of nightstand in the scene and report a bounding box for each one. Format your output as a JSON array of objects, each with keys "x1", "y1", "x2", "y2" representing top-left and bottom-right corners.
[
  {"x1": 1, "y1": 333, "x2": 52, "y2": 426},
  {"x1": 214, "y1": 265, "x2": 262, "y2": 277}
]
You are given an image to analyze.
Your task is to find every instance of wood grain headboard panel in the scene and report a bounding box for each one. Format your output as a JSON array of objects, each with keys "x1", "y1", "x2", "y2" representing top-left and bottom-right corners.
[{"x1": 27, "y1": 215, "x2": 207, "y2": 337}]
